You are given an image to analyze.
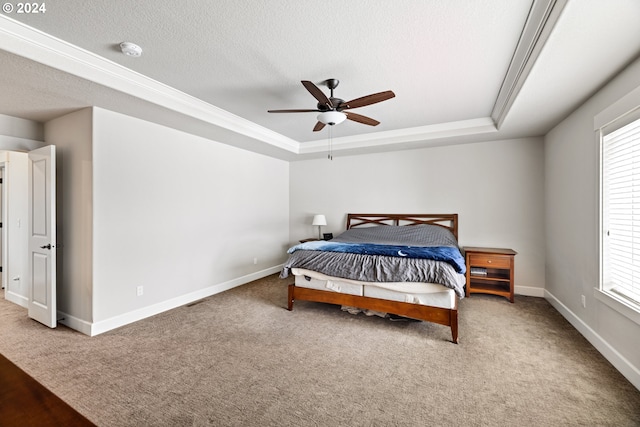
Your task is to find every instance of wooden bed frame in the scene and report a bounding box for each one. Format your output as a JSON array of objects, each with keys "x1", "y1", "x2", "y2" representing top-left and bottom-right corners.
[{"x1": 287, "y1": 214, "x2": 460, "y2": 343}]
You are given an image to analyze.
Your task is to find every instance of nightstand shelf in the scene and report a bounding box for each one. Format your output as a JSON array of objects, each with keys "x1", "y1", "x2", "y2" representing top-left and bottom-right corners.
[{"x1": 464, "y1": 247, "x2": 517, "y2": 303}]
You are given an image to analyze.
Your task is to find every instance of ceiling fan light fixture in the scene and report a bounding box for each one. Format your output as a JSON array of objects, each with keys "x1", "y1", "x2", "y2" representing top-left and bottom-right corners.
[{"x1": 317, "y1": 111, "x2": 346, "y2": 126}]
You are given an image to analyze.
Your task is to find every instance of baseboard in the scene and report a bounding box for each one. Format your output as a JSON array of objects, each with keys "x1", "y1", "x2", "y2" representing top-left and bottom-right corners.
[
  {"x1": 5, "y1": 291, "x2": 28, "y2": 308},
  {"x1": 58, "y1": 311, "x2": 92, "y2": 336},
  {"x1": 515, "y1": 285, "x2": 545, "y2": 297},
  {"x1": 87, "y1": 266, "x2": 282, "y2": 336},
  {"x1": 545, "y1": 290, "x2": 640, "y2": 391}
]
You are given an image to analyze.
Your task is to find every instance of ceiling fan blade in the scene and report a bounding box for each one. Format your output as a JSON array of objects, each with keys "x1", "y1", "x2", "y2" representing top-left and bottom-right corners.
[
  {"x1": 345, "y1": 111, "x2": 380, "y2": 126},
  {"x1": 313, "y1": 121, "x2": 326, "y2": 132},
  {"x1": 301, "y1": 80, "x2": 333, "y2": 109},
  {"x1": 267, "y1": 109, "x2": 319, "y2": 113},
  {"x1": 341, "y1": 90, "x2": 395, "y2": 110}
]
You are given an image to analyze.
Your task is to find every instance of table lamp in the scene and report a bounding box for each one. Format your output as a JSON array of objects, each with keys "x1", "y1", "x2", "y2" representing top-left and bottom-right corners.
[{"x1": 312, "y1": 215, "x2": 327, "y2": 240}]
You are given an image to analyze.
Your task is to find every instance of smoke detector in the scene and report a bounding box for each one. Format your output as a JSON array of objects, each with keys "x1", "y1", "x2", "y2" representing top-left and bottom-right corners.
[{"x1": 120, "y1": 42, "x2": 142, "y2": 57}]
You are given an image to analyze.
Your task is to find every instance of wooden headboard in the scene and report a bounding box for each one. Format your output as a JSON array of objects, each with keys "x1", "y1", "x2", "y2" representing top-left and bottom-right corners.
[{"x1": 346, "y1": 213, "x2": 458, "y2": 240}]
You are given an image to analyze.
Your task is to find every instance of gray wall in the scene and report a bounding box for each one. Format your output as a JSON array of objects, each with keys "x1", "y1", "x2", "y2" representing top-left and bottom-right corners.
[
  {"x1": 545, "y1": 55, "x2": 640, "y2": 388},
  {"x1": 289, "y1": 137, "x2": 546, "y2": 295},
  {"x1": 45, "y1": 108, "x2": 94, "y2": 323},
  {"x1": 45, "y1": 107, "x2": 290, "y2": 334}
]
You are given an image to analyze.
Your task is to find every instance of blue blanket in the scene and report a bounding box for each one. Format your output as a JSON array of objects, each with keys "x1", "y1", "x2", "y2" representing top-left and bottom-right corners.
[{"x1": 288, "y1": 241, "x2": 466, "y2": 274}]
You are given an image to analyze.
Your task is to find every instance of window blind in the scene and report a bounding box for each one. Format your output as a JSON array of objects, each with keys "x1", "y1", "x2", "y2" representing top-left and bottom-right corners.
[{"x1": 602, "y1": 116, "x2": 640, "y2": 305}]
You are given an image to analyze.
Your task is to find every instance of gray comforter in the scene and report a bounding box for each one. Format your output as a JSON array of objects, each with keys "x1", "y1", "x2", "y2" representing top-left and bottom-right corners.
[{"x1": 280, "y1": 225, "x2": 466, "y2": 297}]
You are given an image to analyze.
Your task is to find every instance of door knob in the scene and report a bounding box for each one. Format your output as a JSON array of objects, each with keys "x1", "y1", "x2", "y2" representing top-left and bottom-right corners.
[{"x1": 40, "y1": 244, "x2": 51, "y2": 250}]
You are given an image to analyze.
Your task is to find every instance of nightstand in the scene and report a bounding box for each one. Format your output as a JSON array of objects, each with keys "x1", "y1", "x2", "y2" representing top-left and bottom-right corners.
[
  {"x1": 464, "y1": 247, "x2": 517, "y2": 303},
  {"x1": 299, "y1": 238, "x2": 320, "y2": 243}
]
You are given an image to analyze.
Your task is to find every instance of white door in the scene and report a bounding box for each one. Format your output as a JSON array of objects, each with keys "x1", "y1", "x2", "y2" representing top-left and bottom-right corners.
[{"x1": 27, "y1": 145, "x2": 56, "y2": 328}]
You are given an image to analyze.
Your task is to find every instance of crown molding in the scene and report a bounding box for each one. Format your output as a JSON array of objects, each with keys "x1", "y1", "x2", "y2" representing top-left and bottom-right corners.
[
  {"x1": 0, "y1": 15, "x2": 300, "y2": 154},
  {"x1": 0, "y1": 3, "x2": 554, "y2": 159},
  {"x1": 298, "y1": 117, "x2": 497, "y2": 154},
  {"x1": 491, "y1": 0, "x2": 568, "y2": 129}
]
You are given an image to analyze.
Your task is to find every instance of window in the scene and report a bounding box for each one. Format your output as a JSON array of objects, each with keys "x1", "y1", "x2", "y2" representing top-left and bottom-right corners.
[{"x1": 600, "y1": 110, "x2": 640, "y2": 321}]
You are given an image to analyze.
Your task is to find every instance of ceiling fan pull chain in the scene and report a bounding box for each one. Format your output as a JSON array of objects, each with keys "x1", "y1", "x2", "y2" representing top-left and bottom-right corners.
[{"x1": 328, "y1": 126, "x2": 333, "y2": 161}]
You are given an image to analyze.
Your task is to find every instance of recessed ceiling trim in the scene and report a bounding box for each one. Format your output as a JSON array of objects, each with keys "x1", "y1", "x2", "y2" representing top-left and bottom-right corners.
[
  {"x1": 0, "y1": 15, "x2": 300, "y2": 153},
  {"x1": 491, "y1": 0, "x2": 568, "y2": 129},
  {"x1": 299, "y1": 117, "x2": 497, "y2": 155}
]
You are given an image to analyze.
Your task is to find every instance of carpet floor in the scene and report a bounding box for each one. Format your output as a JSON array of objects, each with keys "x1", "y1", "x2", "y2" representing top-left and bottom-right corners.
[{"x1": 0, "y1": 274, "x2": 638, "y2": 426}]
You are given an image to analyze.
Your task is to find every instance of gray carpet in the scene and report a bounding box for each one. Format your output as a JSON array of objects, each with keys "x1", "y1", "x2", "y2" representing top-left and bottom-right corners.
[{"x1": 1, "y1": 274, "x2": 639, "y2": 426}]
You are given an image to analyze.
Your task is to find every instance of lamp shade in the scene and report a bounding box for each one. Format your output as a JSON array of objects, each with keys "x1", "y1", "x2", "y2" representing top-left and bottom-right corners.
[
  {"x1": 317, "y1": 111, "x2": 347, "y2": 125},
  {"x1": 312, "y1": 214, "x2": 327, "y2": 226}
]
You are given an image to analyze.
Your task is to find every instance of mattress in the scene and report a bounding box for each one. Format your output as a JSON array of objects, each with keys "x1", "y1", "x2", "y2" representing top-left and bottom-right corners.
[
  {"x1": 292, "y1": 268, "x2": 456, "y2": 310},
  {"x1": 282, "y1": 224, "x2": 467, "y2": 298}
]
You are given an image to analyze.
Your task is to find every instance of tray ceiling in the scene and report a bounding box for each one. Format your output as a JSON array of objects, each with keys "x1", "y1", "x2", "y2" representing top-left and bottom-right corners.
[{"x1": 0, "y1": 0, "x2": 639, "y2": 159}]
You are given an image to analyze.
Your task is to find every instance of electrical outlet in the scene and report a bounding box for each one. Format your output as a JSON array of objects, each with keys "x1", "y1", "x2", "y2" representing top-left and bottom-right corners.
[
  {"x1": 253, "y1": 257, "x2": 258, "y2": 265},
  {"x1": 137, "y1": 286, "x2": 144, "y2": 297},
  {"x1": 581, "y1": 294, "x2": 586, "y2": 308}
]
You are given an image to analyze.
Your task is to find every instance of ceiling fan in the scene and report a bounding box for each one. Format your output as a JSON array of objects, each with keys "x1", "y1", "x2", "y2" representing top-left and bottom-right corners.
[{"x1": 268, "y1": 79, "x2": 395, "y2": 132}]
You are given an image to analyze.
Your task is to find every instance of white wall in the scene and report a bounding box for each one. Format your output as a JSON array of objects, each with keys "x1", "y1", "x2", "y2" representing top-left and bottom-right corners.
[
  {"x1": 290, "y1": 137, "x2": 545, "y2": 295},
  {"x1": 90, "y1": 108, "x2": 289, "y2": 331},
  {"x1": 0, "y1": 151, "x2": 29, "y2": 306},
  {"x1": 0, "y1": 113, "x2": 44, "y2": 151},
  {"x1": 0, "y1": 114, "x2": 44, "y2": 307},
  {"x1": 545, "y1": 56, "x2": 640, "y2": 388}
]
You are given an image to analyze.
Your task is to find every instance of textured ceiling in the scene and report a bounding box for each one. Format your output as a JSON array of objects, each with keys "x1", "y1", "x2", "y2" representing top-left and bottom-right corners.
[{"x1": 1, "y1": 0, "x2": 640, "y2": 159}]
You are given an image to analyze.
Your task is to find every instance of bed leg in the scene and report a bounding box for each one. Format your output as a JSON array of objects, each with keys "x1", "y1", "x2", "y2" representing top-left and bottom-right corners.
[
  {"x1": 451, "y1": 309, "x2": 459, "y2": 344},
  {"x1": 287, "y1": 284, "x2": 295, "y2": 311}
]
